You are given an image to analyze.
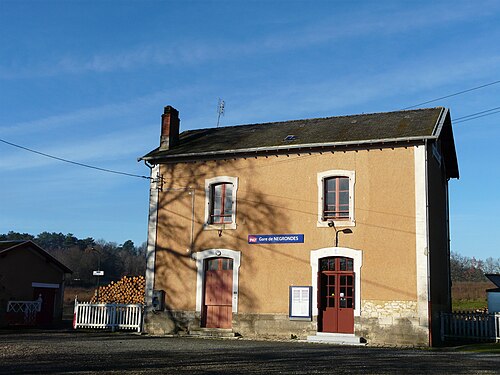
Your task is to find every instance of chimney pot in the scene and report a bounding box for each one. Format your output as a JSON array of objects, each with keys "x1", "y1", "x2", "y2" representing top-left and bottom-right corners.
[{"x1": 160, "y1": 105, "x2": 180, "y2": 150}]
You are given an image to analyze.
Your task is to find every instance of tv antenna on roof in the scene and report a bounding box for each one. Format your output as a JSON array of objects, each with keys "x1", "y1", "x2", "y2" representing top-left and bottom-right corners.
[{"x1": 216, "y1": 98, "x2": 225, "y2": 128}]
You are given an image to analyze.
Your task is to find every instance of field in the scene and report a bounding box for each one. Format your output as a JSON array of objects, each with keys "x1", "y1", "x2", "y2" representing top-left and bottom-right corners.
[
  {"x1": 63, "y1": 286, "x2": 95, "y2": 317},
  {"x1": 451, "y1": 281, "x2": 494, "y2": 312},
  {"x1": 64, "y1": 286, "x2": 95, "y2": 304}
]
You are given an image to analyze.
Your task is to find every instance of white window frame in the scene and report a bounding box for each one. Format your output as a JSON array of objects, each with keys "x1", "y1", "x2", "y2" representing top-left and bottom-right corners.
[
  {"x1": 317, "y1": 170, "x2": 355, "y2": 227},
  {"x1": 204, "y1": 176, "x2": 238, "y2": 230}
]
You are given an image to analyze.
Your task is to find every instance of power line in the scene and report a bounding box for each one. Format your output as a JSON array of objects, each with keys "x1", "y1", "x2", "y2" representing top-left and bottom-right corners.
[
  {"x1": 454, "y1": 106, "x2": 500, "y2": 123},
  {"x1": 403, "y1": 79, "x2": 500, "y2": 110},
  {"x1": 454, "y1": 108, "x2": 500, "y2": 124},
  {"x1": 0, "y1": 138, "x2": 151, "y2": 180}
]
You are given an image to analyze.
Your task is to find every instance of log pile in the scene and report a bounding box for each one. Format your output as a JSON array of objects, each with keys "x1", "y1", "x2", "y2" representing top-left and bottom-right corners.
[{"x1": 90, "y1": 275, "x2": 145, "y2": 304}]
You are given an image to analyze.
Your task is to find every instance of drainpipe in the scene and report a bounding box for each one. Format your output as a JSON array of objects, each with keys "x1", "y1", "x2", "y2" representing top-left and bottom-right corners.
[
  {"x1": 190, "y1": 188, "x2": 195, "y2": 255},
  {"x1": 445, "y1": 178, "x2": 452, "y2": 312}
]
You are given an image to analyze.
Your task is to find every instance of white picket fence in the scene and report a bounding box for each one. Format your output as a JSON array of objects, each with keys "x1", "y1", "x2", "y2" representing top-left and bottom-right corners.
[
  {"x1": 441, "y1": 311, "x2": 500, "y2": 342},
  {"x1": 73, "y1": 299, "x2": 143, "y2": 332}
]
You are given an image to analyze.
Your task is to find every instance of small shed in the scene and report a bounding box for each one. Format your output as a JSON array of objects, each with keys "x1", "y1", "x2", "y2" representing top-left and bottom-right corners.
[
  {"x1": 0, "y1": 240, "x2": 72, "y2": 326},
  {"x1": 485, "y1": 274, "x2": 500, "y2": 313}
]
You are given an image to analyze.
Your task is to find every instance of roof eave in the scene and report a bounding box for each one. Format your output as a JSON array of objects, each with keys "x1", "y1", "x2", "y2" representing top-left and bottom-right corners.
[{"x1": 140, "y1": 135, "x2": 436, "y2": 163}]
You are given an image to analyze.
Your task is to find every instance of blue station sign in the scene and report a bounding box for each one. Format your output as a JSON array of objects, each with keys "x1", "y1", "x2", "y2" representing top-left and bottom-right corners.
[{"x1": 248, "y1": 234, "x2": 304, "y2": 244}]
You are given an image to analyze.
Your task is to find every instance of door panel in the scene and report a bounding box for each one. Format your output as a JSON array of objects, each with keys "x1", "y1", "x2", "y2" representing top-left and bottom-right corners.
[
  {"x1": 318, "y1": 257, "x2": 354, "y2": 334},
  {"x1": 203, "y1": 258, "x2": 233, "y2": 328},
  {"x1": 337, "y1": 274, "x2": 354, "y2": 333}
]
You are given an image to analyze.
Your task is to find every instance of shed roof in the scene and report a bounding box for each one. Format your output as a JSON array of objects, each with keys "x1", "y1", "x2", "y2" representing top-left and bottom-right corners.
[
  {"x1": 140, "y1": 107, "x2": 459, "y2": 178},
  {"x1": 0, "y1": 240, "x2": 72, "y2": 274},
  {"x1": 486, "y1": 274, "x2": 500, "y2": 288}
]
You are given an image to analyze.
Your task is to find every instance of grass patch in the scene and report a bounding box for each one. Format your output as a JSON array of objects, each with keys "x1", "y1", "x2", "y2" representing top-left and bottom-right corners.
[
  {"x1": 454, "y1": 343, "x2": 500, "y2": 354},
  {"x1": 452, "y1": 299, "x2": 487, "y2": 311}
]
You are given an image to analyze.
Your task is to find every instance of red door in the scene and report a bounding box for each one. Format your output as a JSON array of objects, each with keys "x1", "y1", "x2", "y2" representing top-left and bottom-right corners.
[
  {"x1": 33, "y1": 287, "x2": 57, "y2": 326},
  {"x1": 318, "y1": 257, "x2": 354, "y2": 334},
  {"x1": 203, "y1": 258, "x2": 233, "y2": 328}
]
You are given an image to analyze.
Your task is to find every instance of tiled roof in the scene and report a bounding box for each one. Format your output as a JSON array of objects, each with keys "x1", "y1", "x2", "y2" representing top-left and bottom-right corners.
[{"x1": 141, "y1": 107, "x2": 458, "y2": 178}]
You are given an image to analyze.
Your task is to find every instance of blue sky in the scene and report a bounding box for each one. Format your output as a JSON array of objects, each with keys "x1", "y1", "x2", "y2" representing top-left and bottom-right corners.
[{"x1": 1, "y1": 1, "x2": 499, "y2": 258}]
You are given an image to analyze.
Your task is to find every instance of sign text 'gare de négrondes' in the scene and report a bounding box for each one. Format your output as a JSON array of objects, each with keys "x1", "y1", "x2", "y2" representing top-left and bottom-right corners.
[{"x1": 248, "y1": 234, "x2": 304, "y2": 244}]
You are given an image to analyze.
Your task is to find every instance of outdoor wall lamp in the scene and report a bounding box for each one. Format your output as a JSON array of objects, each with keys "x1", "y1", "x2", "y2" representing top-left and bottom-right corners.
[
  {"x1": 335, "y1": 228, "x2": 353, "y2": 247},
  {"x1": 327, "y1": 220, "x2": 353, "y2": 247}
]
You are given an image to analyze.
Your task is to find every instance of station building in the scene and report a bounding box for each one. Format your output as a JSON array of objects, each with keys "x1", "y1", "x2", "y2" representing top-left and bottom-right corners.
[{"x1": 140, "y1": 105, "x2": 458, "y2": 346}]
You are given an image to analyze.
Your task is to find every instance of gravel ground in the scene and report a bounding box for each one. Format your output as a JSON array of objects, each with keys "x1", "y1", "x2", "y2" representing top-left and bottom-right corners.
[{"x1": 1, "y1": 329, "x2": 499, "y2": 374}]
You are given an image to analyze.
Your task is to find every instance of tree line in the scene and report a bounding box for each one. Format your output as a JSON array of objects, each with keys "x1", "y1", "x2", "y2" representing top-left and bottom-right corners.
[
  {"x1": 451, "y1": 251, "x2": 499, "y2": 282},
  {"x1": 0, "y1": 231, "x2": 146, "y2": 286}
]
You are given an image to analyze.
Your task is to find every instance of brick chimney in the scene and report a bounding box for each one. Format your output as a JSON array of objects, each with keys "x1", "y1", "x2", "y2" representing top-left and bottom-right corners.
[{"x1": 160, "y1": 105, "x2": 180, "y2": 150}]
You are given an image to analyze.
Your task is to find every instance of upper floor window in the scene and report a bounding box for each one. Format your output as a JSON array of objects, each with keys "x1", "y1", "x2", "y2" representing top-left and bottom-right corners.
[
  {"x1": 210, "y1": 183, "x2": 233, "y2": 224},
  {"x1": 204, "y1": 176, "x2": 238, "y2": 230},
  {"x1": 317, "y1": 170, "x2": 355, "y2": 227},
  {"x1": 323, "y1": 177, "x2": 349, "y2": 220}
]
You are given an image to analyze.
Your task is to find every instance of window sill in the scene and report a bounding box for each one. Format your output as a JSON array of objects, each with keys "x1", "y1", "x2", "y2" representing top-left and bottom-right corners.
[
  {"x1": 203, "y1": 223, "x2": 237, "y2": 231},
  {"x1": 317, "y1": 219, "x2": 355, "y2": 228}
]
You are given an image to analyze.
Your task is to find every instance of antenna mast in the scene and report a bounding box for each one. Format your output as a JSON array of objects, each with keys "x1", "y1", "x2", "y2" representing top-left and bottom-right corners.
[{"x1": 216, "y1": 98, "x2": 225, "y2": 128}]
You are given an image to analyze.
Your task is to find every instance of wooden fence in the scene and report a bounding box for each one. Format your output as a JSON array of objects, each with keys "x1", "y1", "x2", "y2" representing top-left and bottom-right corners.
[
  {"x1": 73, "y1": 299, "x2": 143, "y2": 332},
  {"x1": 441, "y1": 311, "x2": 500, "y2": 342}
]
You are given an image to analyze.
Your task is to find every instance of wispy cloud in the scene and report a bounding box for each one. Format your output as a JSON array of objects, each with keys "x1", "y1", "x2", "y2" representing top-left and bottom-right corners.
[
  {"x1": 0, "y1": 89, "x2": 171, "y2": 136},
  {"x1": 1, "y1": 2, "x2": 498, "y2": 79},
  {"x1": 207, "y1": 52, "x2": 500, "y2": 127}
]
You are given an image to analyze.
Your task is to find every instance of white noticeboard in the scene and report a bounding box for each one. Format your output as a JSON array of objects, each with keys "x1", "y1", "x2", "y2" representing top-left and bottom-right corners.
[
  {"x1": 289, "y1": 286, "x2": 312, "y2": 320},
  {"x1": 93, "y1": 270, "x2": 104, "y2": 276}
]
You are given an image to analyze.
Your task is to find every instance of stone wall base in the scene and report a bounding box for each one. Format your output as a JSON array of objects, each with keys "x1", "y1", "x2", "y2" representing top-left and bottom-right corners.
[
  {"x1": 357, "y1": 300, "x2": 429, "y2": 346},
  {"x1": 144, "y1": 301, "x2": 430, "y2": 346},
  {"x1": 144, "y1": 310, "x2": 193, "y2": 335},
  {"x1": 233, "y1": 313, "x2": 317, "y2": 339}
]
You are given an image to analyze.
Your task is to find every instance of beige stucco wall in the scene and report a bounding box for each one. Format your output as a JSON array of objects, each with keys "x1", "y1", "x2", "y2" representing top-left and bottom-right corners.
[{"x1": 153, "y1": 146, "x2": 418, "y2": 315}]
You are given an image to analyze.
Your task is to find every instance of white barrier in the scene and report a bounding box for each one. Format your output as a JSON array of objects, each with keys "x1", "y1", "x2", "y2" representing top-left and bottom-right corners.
[
  {"x1": 73, "y1": 299, "x2": 143, "y2": 333},
  {"x1": 6, "y1": 297, "x2": 42, "y2": 325}
]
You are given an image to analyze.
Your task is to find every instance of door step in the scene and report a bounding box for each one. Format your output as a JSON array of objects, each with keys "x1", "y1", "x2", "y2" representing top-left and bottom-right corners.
[
  {"x1": 307, "y1": 332, "x2": 366, "y2": 346},
  {"x1": 188, "y1": 328, "x2": 236, "y2": 338}
]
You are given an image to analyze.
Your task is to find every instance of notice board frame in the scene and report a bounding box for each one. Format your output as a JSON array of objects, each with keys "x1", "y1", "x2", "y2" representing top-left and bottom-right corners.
[{"x1": 289, "y1": 286, "x2": 312, "y2": 321}]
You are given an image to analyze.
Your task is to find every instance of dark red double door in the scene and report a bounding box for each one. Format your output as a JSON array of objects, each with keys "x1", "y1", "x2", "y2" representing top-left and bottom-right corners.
[
  {"x1": 318, "y1": 257, "x2": 355, "y2": 333},
  {"x1": 202, "y1": 258, "x2": 233, "y2": 328}
]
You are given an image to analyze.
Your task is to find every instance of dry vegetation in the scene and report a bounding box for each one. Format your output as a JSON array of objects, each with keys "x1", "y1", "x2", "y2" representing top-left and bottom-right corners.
[
  {"x1": 451, "y1": 281, "x2": 495, "y2": 311},
  {"x1": 64, "y1": 287, "x2": 95, "y2": 304},
  {"x1": 452, "y1": 281, "x2": 494, "y2": 301}
]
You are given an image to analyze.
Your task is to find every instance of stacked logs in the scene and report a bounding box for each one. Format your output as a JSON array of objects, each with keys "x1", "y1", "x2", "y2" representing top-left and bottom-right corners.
[{"x1": 90, "y1": 275, "x2": 145, "y2": 304}]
